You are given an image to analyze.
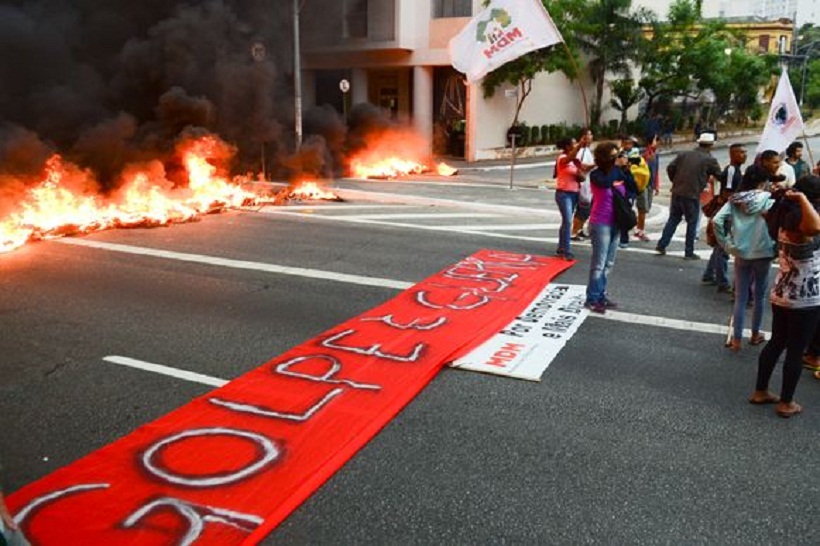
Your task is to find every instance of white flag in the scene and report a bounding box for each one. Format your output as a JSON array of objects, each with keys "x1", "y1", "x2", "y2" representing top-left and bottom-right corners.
[
  {"x1": 756, "y1": 68, "x2": 805, "y2": 154},
  {"x1": 448, "y1": 0, "x2": 564, "y2": 84}
]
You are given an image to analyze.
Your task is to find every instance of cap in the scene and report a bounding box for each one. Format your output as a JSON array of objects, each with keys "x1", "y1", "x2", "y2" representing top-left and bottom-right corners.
[{"x1": 697, "y1": 132, "x2": 716, "y2": 144}]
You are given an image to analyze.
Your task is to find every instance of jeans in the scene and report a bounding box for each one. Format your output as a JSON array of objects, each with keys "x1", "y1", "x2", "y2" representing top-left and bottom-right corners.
[
  {"x1": 757, "y1": 305, "x2": 820, "y2": 402},
  {"x1": 703, "y1": 246, "x2": 730, "y2": 286},
  {"x1": 657, "y1": 195, "x2": 700, "y2": 256},
  {"x1": 732, "y1": 257, "x2": 771, "y2": 339},
  {"x1": 586, "y1": 222, "x2": 620, "y2": 304},
  {"x1": 555, "y1": 190, "x2": 578, "y2": 255}
]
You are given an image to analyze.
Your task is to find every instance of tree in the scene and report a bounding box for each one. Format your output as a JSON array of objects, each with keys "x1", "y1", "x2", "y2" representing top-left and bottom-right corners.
[
  {"x1": 481, "y1": 0, "x2": 587, "y2": 128},
  {"x1": 573, "y1": 0, "x2": 651, "y2": 126},
  {"x1": 609, "y1": 79, "x2": 643, "y2": 130}
]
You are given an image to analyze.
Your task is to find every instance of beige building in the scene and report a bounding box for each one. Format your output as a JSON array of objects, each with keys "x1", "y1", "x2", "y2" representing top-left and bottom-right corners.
[{"x1": 301, "y1": 0, "x2": 594, "y2": 161}]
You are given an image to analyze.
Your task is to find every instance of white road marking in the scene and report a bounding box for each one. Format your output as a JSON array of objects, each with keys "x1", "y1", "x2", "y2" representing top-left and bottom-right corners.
[
  {"x1": 596, "y1": 310, "x2": 765, "y2": 337},
  {"x1": 103, "y1": 356, "x2": 228, "y2": 387},
  {"x1": 342, "y1": 212, "x2": 501, "y2": 220},
  {"x1": 56, "y1": 239, "x2": 413, "y2": 290},
  {"x1": 443, "y1": 223, "x2": 560, "y2": 231}
]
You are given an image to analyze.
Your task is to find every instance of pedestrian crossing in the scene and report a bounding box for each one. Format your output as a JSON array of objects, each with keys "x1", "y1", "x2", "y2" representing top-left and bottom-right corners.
[{"x1": 247, "y1": 199, "x2": 710, "y2": 254}]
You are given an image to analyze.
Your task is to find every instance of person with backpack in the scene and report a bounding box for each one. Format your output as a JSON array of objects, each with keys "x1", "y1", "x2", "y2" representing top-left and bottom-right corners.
[
  {"x1": 633, "y1": 134, "x2": 660, "y2": 242},
  {"x1": 749, "y1": 175, "x2": 820, "y2": 418},
  {"x1": 702, "y1": 143, "x2": 747, "y2": 293},
  {"x1": 712, "y1": 167, "x2": 776, "y2": 352}
]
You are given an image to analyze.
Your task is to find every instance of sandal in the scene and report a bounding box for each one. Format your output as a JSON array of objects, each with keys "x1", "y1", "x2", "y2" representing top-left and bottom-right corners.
[
  {"x1": 748, "y1": 391, "x2": 779, "y2": 405},
  {"x1": 803, "y1": 355, "x2": 820, "y2": 372},
  {"x1": 775, "y1": 402, "x2": 803, "y2": 419},
  {"x1": 749, "y1": 333, "x2": 766, "y2": 346}
]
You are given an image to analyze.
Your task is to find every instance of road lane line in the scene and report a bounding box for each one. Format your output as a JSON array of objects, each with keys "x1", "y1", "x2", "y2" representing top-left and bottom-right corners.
[
  {"x1": 55, "y1": 239, "x2": 413, "y2": 290},
  {"x1": 342, "y1": 212, "x2": 501, "y2": 220},
  {"x1": 60, "y1": 239, "x2": 738, "y2": 336},
  {"x1": 103, "y1": 356, "x2": 228, "y2": 387}
]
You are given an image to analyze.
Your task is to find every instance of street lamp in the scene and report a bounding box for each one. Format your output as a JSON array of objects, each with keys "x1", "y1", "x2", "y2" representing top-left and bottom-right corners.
[{"x1": 293, "y1": 0, "x2": 303, "y2": 150}]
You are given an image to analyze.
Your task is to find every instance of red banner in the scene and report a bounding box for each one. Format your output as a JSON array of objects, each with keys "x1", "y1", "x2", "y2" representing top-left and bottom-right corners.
[{"x1": 8, "y1": 250, "x2": 572, "y2": 545}]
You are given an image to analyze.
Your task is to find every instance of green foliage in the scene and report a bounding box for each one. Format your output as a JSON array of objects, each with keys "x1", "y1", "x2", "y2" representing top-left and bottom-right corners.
[
  {"x1": 541, "y1": 125, "x2": 550, "y2": 144},
  {"x1": 804, "y1": 58, "x2": 820, "y2": 109},
  {"x1": 530, "y1": 125, "x2": 541, "y2": 145},
  {"x1": 609, "y1": 79, "x2": 644, "y2": 129}
]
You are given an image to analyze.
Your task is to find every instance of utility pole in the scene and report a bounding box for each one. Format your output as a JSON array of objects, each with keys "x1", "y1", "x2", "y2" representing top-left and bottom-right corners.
[{"x1": 293, "y1": 0, "x2": 303, "y2": 150}]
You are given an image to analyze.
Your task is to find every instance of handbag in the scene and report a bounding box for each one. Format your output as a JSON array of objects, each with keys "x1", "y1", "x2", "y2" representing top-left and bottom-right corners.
[
  {"x1": 612, "y1": 188, "x2": 637, "y2": 231},
  {"x1": 701, "y1": 194, "x2": 726, "y2": 218}
]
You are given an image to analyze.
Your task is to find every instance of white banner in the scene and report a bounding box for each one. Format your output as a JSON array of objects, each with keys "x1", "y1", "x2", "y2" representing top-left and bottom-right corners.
[
  {"x1": 451, "y1": 284, "x2": 588, "y2": 381},
  {"x1": 448, "y1": 0, "x2": 564, "y2": 84},
  {"x1": 756, "y1": 68, "x2": 805, "y2": 154}
]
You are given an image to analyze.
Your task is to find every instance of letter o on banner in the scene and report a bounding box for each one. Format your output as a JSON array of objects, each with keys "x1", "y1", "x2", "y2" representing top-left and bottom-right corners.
[{"x1": 143, "y1": 428, "x2": 281, "y2": 488}]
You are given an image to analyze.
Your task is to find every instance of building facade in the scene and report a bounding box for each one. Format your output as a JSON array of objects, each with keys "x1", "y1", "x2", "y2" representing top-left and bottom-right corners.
[{"x1": 301, "y1": 0, "x2": 592, "y2": 161}]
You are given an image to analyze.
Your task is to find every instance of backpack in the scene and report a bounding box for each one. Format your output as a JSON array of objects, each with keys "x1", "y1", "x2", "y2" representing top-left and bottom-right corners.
[{"x1": 629, "y1": 158, "x2": 651, "y2": 193}]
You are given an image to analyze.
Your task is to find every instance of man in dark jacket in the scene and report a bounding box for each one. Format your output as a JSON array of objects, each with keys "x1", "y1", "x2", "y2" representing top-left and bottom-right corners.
[{"x1": 655, "y1": 132, "x2": 722, "y2": 259}]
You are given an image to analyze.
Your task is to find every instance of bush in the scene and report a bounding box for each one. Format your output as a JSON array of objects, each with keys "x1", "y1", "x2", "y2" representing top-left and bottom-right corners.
[
  {"x1": 530, "y1": 125, "x2": 541, "y2": 146},
  {"x1": 541, "y1": 125, "x2": 549, "y2": 145}
]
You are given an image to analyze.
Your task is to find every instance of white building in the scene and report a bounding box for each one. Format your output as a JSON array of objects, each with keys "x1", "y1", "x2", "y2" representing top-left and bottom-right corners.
[
  {"x1": 301, "y1": 0, "x2": 598, "y2": 161},
  {"x1": 635, "y1": 0, "x2": 818, "y2": 24}
]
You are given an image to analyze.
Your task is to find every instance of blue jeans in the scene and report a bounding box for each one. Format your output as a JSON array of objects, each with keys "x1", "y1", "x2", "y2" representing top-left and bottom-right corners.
[
  {"x1": 657, "y1": 195, "x2": 700, "y2": 256},
  {"x1": 703, "y1": 245, "x2": 730, "y2": 286},
  {"x1": 732, "y1": 257, "x2": 771, "y2": 339},
  {"x1": 555, "y1": 190, "x2": 578, "y2": 255},
  {"x1": 586, "y1": 222, "x2": 620, "y2": 304}
]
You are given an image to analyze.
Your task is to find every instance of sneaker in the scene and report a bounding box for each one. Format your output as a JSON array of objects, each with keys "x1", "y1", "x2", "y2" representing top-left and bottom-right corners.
[
  {"x1": 563, "y1": 252, "x2": 575, "y2": 261},
  {"x1": 618, "y1": 242, "x2": 629, "y2": 249},
  {"x1": 571, "y1": 232, "x2": 587, "y2": 241},
  {"x1": 555, "y1": 248, "x2": 564, "y2": 256},
  {"x1": 701, "y1": 277, "x2": 716, "y2": 285},
  {"x1": 584, "y1": 301, "x2": 606, "y2": 314},
  {"x1": 716, "y1": 284, "x2": 731, "y2": 293},
  {"x1": 683, "y1": 254, "x2": 701, "y2": 260},
  {"x1": 603, "y1": 298, "x2": 618, "y2": 309},
  {"x1": 655, "y1": 246, "x2": 666, "y2": 256}
]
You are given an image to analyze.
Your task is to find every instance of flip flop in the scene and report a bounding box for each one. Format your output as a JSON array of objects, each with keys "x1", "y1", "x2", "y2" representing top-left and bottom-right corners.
[{"x1": 775, "y1": 402, "x2": 803, "y2": 418}]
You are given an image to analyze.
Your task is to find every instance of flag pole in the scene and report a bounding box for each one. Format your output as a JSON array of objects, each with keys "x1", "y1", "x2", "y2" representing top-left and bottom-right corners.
[{"x1": 802, "y1": 131, "x2": 816, "y2": 167}]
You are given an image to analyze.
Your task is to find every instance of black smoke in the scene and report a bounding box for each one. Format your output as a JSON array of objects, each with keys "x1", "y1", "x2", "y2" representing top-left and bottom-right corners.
[{"x1": 0, "y1": 0, "x2": 324, "y2": 189}]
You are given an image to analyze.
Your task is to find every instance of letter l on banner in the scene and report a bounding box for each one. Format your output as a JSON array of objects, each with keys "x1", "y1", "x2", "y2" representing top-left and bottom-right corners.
[
  {"x1": 448, "y1": 0, "x2": 564, "y2": 84},
  {"x1": 756, "y1": 67, "x2": 805, "y2": 154}
]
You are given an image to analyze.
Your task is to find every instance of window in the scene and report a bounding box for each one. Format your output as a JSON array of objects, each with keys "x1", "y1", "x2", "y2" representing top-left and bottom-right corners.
[
  {"x1": 345, "y1": 0, "x2": 368, "y2": 39},
  {"x1": 433, "y1": 0, "x2": 472, "y2": 18},
  {"x1": 758, "y1": 34, "x2": 770, "y2": 53}
]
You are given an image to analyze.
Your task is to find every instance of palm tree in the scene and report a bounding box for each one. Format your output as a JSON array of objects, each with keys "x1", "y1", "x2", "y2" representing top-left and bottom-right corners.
[{"x1": 609, "y1": 79, "x2": 643, "y2": 131}]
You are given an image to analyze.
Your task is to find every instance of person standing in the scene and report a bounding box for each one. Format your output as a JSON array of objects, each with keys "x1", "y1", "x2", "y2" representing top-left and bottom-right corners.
[
  {"x1": 713, "y1": 169, "x2": 776, "y2": 352},
  {"x1": 585, "y1": 142, "x2": 637, "y2": 314},
  {"x1": 634, "y1": 134, "x2": 660, "y2": 242},
  {"x1": 702, "y1": 143, "x2": 747, "y2": 291},
  {"x1": 785, "y1": 141, "x2": 810, "y2": 181},
  {"x1": 749, "y1": 176, "x2": 820, "y2": 418},
  {"x1": 553, "y1": 136, "x2": 588, "y2": 260},
  {"x1": 655, "y1": 132, "x2": 722, "y2": 259},
  {"x1": 617, "y1": 135, "x2": 643, "y2": 248},
  {"x1": 571, "y1": 128, "x2": 596, "y2": 241}
]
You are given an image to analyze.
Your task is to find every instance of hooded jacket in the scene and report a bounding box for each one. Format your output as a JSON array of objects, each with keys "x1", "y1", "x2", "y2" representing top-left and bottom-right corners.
[{"x1": 713, "y1": 190, "x2": 776, "y2": 260}]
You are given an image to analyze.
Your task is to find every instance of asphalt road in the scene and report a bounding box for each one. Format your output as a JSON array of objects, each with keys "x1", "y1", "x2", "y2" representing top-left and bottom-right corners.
[{"x1": 1, "y1": 139, "x2": 819, "y2": 545}]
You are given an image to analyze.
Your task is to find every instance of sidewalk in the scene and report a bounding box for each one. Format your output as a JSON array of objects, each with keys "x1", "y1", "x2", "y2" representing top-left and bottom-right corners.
[{"x1": 443, "y1": 118, "x2": 820, "y2": 172}]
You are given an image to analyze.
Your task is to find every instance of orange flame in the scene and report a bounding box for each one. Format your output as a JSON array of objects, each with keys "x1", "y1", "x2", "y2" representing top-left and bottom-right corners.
[
  {"x1": 287, "y1": 181, "x2": 340, "y2": 201},
  {"x1": 0, "y1": 135, "x2": 263, "y2": 254},
  {"x1": 348, "y1": 129, "x2": 458, "y2": 179}
]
